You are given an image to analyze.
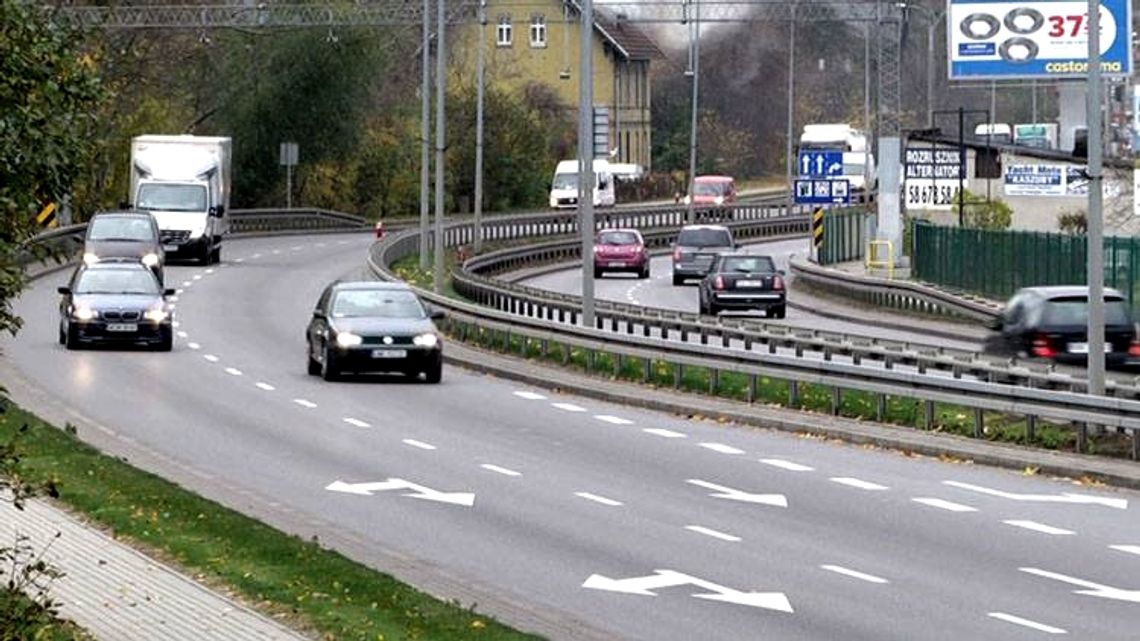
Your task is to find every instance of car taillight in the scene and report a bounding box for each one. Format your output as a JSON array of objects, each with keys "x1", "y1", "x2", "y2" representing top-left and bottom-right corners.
[
  {"x1": 1031, "y1": 333, "x2": 1055, "y2": 358},
  {"x1": 1129, "y1": 340, "x2": 1140, "y2": 357},
  {"x1": 673, "y1": 247, "x2": 682, "y2": 261},
  {"x1": 713, "y1": 275, "x2": 725, "y2": 290},
  {"x1": 773, "y1": 276, "x2": 785, "y2": 291}
]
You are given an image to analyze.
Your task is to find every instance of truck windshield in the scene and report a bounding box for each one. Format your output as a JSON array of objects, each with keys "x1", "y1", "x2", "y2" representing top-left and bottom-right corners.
[
  {"x1": 552, "y1": 173, "x2": 578, "y2": 190},
  {"x1": 136, "y1": 184, "x2": 208, "y2": 212}
]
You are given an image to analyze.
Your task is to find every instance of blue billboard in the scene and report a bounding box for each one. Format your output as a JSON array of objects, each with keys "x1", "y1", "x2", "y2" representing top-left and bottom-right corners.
[{"x1": 948, "y1": 0, "x2": 1133, "y2": 79}]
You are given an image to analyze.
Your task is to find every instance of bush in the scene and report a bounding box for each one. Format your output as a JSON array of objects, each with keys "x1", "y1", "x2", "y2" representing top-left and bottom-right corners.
[
  {"x1": 1057, "y1": 209, "x2": 1088, "y2": 235},
  {"x1": 953, "y1": 188, "x2": 1013, "y2": 230}
]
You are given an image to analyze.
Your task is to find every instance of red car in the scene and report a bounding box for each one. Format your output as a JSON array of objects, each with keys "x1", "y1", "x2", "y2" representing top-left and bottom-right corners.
[{"x1": 593, "y1": 228, "x2": 649, "y2": 279}]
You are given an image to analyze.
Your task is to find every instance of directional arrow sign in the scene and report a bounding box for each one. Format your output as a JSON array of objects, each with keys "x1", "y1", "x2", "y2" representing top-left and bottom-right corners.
[
  {"x1": 943, "y1": 480, "x2": 1128, "y2": 510},
  {"x1": 1020, "y1": 567, "x2": 1140, "y2": 604},
  {"x1": 325, "y1": 478, "x2": 475, "y2": 507},
  {"x1": 583, "y1": 569, "x2": 793, "y2": 612},
  {"x1": 687, "y1": 479, "x2": 787, "y2": 507}
]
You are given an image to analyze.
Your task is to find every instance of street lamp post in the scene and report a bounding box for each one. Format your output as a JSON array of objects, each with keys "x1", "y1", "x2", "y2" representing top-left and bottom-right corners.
[
  {"x1": 419, "y1": 0, "x2": 431, "y2": 270},
  {"x1": 784, "y1": 3, "x2": 796, "y2": 219},
  {"x1": 896, "y1": 2, "x2": 945, "y2": 127},
  {"x1": 685, "y1": 0, "x2": 701, "y2": 224},
  {"x1": 474, "y1": 0, "x2": 486, "y2": 254}
]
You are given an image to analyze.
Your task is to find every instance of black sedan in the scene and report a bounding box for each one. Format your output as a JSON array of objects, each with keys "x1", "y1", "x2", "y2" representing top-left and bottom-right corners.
[
  {"x1": 58, "y1": 262, "x2": 175, "y2": 351},
  {"x1": 82, "y1": 210, "x2": 165, "y2": 284},
  {"x1": 306, "y1": 281, "x2": 444, "y2": 382},
  {"x1": 697, "y1": 253, "x2": 786, "y2": 318},
  {"x1": 984, "y1": 285, "x2": 1140, "y2": 368}
]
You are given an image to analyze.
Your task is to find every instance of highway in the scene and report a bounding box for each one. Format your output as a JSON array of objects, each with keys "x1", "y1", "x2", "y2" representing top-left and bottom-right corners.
[{"x1": 5, "y1": 233, "x2": 1139, "y2": 640}]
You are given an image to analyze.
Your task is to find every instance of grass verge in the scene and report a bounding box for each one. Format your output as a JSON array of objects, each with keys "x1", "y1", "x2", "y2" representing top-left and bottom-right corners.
[{"x1": 0, "y1": 399, "x2": 544, "y2": 641}]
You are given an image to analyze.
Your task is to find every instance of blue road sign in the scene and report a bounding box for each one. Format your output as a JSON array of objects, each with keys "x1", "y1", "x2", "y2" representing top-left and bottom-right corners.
[
  {"x1": 794, "y1": 179, "x2": 851, "y2": 205},
  {"x1": 797, "y1": 150, "x2": 844, "y2": 178}
]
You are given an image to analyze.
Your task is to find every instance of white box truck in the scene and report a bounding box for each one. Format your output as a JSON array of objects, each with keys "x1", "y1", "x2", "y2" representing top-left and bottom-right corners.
[
  {"x1": 799, "y1": 123, "x2": 877, "y2": 194},
  {"x1": 130, "y1": 135, "x2": 232, "y2": 264},
  {"x1": 549, "y1": 159, "x2": 616, "y2": 209}
]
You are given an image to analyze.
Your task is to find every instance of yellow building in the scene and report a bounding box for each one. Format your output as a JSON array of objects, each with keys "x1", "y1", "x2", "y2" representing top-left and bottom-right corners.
[{"x1": 455, "y1": 1, "x2": 661, "y2": 170}]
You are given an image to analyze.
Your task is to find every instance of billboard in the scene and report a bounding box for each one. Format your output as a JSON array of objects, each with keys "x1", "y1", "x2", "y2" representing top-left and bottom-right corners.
[
  {"x1": 903, "y1": 146, "x2": 963, "y2": 210},
  {"x1": 948, "y1": 0, "x2": 1133, "y2": 79}
]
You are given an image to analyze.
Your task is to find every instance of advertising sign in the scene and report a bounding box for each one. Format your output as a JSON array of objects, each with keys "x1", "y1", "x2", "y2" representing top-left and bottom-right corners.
[
  {"x1": 1004, "y1": 164, "x2": 1089, "y2": 196},
  {"x1": 948, "y1": 0, "x2": 1133, "y2": 79},
  {"x1": 903, "y1": 146, "x2": 963, "y2": 209}
]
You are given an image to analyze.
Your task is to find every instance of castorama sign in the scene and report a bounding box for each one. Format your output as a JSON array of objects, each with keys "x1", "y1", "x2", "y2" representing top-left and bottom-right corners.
[{"x1": 948, "y1": 0, "x2": 1132, "y2": 79}]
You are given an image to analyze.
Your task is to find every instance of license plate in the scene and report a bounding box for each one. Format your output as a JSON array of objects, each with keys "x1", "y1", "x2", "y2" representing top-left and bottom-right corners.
[
  {"x1": 736, "y1": 280, "x2": 764, "y2": 288},
  {"x1": 1067, "y1": 342, "x2": 1112, "y2": 354},
  {"x1": 372, "y1": 349, "x2": 407, "y2": 359},
  {"x1": 162, "y1": 244, "x2": 178, "y2": 252},
  {"x1": 106, "y1": 323, "x2": 138, "y2": 332},
  {"x1": 609, "y1": 261, "x2": 626, "y2": 268}
]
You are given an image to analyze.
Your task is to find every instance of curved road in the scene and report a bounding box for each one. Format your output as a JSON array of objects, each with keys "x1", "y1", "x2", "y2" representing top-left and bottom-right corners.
[{"x1": 4, "y1": 233, "x2": 1139, "y2": 640}]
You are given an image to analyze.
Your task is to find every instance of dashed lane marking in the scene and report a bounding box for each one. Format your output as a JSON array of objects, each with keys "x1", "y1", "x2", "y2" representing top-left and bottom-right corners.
[
  {"x1": 512, "y1": 391, "x2": 546, "y2": 400},
  {"x1": 255, "y1": 382, "x2": 275, "y2": 391},
  {"x1": 203, "y1": 354, "x2": 219, "y2": 363},
  {"x1": 830, "y1": 477, "x2": 888, "y2": 491},
  {"x1": 224, "y1": 367, "x2": 242, "y2": 376},
  {"x1": 912, "y1": 498, "x2": 978, "y2": 512},
  {"x1": 575, "y1": 492, "x2": 623, "y2": 506},
  {"x1": 685, "y1": 525, "x2": 741, "y2": 542},
  {"x1": 699, "y1": 443, "x2": 745, "y2": 455},
  {"x1": 187, "y1": 342, "x2": 201, "y2": 350},
  {"x1": 1003, "y1": 520, "x2": 1075, "y2": 536},
  {"x1": 643, "y1": 428, "x2": 687, "y2": 439},
  {"x1": 402, "y1": 439, "x2": 436, "y2": 450},
  {"x1": 343, "y1": 418, "x2": 370, "y2": 428},
  {"x1": 1109, "y1": 544, "x2": 1140, "y2": 557},
  {"x1": 987, "y1": 612, "x2": 1066, "y2": 635},
  {"x1": 176, "y1": 331, "x2": 188, "y2": 338},
  {"x1": 820, "y1": 565, "x2": 889, "y2": 584},
  {"x1": 594, "y1": 415, "x2": 634, "y2": 425},
  {"x1": 760, "y1": 458, "x2": 814, "y2": 472},
  {"x1": 482, "y1": 464, "x2": 521, "y2": 477},
  {"x1": 293, "y1": 399, "x2": 317, "y2": 409},
  {"x1": 551, "y1": 402, "x2": 587, "y2": 412}
]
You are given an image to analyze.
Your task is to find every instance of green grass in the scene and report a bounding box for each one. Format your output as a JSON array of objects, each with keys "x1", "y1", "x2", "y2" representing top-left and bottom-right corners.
[{"x1": 0, "y1": 401, "x2": 544, "y2": 641}]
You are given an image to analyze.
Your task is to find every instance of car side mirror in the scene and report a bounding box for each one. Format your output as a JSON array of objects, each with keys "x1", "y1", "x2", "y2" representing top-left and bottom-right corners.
[
  {"x1": 430, "y1": 309, "x2": 446, "y2": 321},
  {"x1": 163, "y1": 288, "x2": 176, "y2": 297},
  {"x1": 312, "y1": 309, "x2": 326, "y2": 319},
  {"x1": 57, "y1": 286, "x2": 71, "y2": 295},
  {"x1": 777, "y1": 269, "x2": 786, "y2": 276}
]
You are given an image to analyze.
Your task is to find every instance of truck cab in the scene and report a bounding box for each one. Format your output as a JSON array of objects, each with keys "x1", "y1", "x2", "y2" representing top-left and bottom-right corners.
[{"x1": 549, "y1": 159, "x2": 616, "y2": 209}]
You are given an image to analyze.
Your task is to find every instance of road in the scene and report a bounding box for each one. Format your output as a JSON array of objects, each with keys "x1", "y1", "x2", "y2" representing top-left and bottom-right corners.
[{"x1": 4, "y1": 233, "x2": 1139, "y2": 640}]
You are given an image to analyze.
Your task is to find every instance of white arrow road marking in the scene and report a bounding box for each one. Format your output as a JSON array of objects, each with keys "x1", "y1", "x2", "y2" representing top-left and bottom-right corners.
[
  {"x1": 699, "y1": 443, "x2": 745, "y2": 455},
  {"x1": 325, "y1": 478, "x2": 475, "y2": 506},
  {"x1": 293, "y1": 398, "x2": 316, "y2": 409},
  {"x1": 552, "y1": 402, "x2": 587, "y2": 412},
  {"x1": 255, "y1": 382, "x2": 275, "y2": 391},
  {"x1": 402, "y1": 439, "x2": 436, "y2": 450},
  {"x1": 1110, "y1": 544, "x2": 1140, "y2": 557},
  {"x1": 1020, "y1": 567, "x2": 1140, "y2": 603},
  {"x1": 685, "y1": 525, "x2": 742, "y2": 542},
  {"x1": 481, "y1": 464, "x2": 521, "y2": 477},
  {"x1": 987, "y1": 612, "x2": 1066, "y2": 634},
  {"x1": 203, "y1": 354, "x2": 219, "y2": 362},
  {"x1": 594, "y1": 415, "x2": 633, "y2": 425},
  {"x1": 343, "y1": 418, "x2": 370, "y2": 428},
  {"x1": 512, "y1": 391, "x2": 546, "y2": 400},
  {"x1": 830, "y1": 477, "x2": 888, "y2": 491},
  {"x1": 943, "y1": 480, "x2": 1128, "y2": 510},
  {"x1": 643, "y1": 428, "x2": 687, "y2": 439},
  {"x1": 687, "y1": 479, "x2": 788, "y2": 507},
  {"x1": 820, "y1": 565, "x2": 889, "y2": 584},
  {"x1": 760, "y1": 458, "x2": 814, "y2": 472},
  {"x1": 575, "y1": 492, "x2": 623, "y2": 506},
  {"x1": 912, "y1": 498, "x2": 978, "y2": 512},
  {"x1": 582, "y1": 569, "x2": 792, "y2": 612},
  {"x1": 1003, "y1": 520, "x2": 1075, "y2": 536}
]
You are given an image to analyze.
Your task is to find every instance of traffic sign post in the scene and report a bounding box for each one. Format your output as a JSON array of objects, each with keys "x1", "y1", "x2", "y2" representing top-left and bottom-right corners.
[
  {"x1": 794, "y1": 179, "x2": 850, "y2": 205},
  {"x1": 797, "y1": 150, "x2": 844, "y2": 178},
  {"x1": 811, "y1": 207, "x2": 824, "y2": 262}
]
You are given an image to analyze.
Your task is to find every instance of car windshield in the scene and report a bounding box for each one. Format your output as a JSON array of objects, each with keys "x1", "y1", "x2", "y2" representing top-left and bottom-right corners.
[
  {"x1": 693, "y1": 182, "x2": 728, "y2": 196},
  {"x1": 332, "y1": 289, "x2": 426, "y2": 319},
  {"x1": 678, "y1": 229, "x2": 732, "y2": 247},
  {"x1": 87, "y1": 217, "x2": 154, "y2": 242},
  {"x1": 135, "y1": 184, "x2": 207, "y2": 212},
  {"x1": 720, "y1": 256, "x2": 775, "y2": 273},
  {"x1": 1041, "y1": 296, "x2": 1131, "y2": 326},
  {"x1": 552, "y1": 173, "x2": 578, "y2": 190},
  {"x1": 598, "y1": 231, "x2": 640, "y2": 245},
  {"x1": 74, "y1": 269, "x2": 159, "y2": 295}
]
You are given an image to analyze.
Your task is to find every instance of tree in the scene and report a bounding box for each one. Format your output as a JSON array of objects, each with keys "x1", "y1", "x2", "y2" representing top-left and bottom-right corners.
[{"x1": 0, "y1": 0, "x2": 107, "y2": 337}]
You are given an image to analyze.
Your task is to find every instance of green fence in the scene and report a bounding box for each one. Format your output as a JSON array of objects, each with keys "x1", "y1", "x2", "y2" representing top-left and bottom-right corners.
[
  {"x1": 818, "y1": 208, "x2": 870, "y2": 265},
  {"x1": 912, "y1": 220, "x2": 1140, "y2": 310}
]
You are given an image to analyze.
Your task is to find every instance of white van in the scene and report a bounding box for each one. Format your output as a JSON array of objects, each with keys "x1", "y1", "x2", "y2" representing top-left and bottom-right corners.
[
  {"x1": 549, "y1": 159, "x2": 616, "y2": 209},
  {"x1": 974, "y1": 123, "x2": 1013, "y2": 144}
]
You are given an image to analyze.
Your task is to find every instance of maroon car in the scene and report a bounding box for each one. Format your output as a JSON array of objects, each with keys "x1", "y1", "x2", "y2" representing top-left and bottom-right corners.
[{"x1": 593, "y1": 228, "x2": 649, "y2": 279}]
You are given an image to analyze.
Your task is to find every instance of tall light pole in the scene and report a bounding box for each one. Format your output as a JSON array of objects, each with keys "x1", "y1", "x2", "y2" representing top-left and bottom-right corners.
[
  {"x1": 896, "y1": 2, "x2": 944, "y2": 127},
  {"x1": 784, "y1": 2, "x2": 796, "y2": 219},
  {"x1": 578, "y1": 0, "x2": 595, "y2": 328},
  {"x1": 1086, "y1": 0, "x2": 1106, "y2": 403},
  {"x1": 419, "y1": 0, "x2": 431, "y2": 270},
  {"x1": 432, "y1": 0, "x2": 446, "y2": 293},
  {"x1": 685, "y1": 0, "x2": 701, "y2": 224},
  {"x1": 473, "y1": 0, "x2": 486, "y2": 254}
]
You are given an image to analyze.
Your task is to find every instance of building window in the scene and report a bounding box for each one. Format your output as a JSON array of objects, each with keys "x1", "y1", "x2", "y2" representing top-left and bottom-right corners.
[
  {"x1": 529, "y1": 15, "x2": 547, "y2": 48},
  {"x1": 497, "y1": 15, "x2": 512, "y2": 47}
]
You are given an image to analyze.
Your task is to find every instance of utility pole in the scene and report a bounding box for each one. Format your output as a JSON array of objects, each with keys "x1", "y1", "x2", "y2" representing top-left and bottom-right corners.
[
  {"x1": 685, "y1": 0, "x2": 701, "y2": 224},
  {"x1": 785, "y1": 2, "x2": 796, "y2": 219},
  {"x1": 432, "y1": 0, "x2": 446, "y2": 293},
  {"x1": 1086, "y1": 0, "x2": 1106, "y2": 406},
  {"x1": 474, "y1": 0, "x2": 486, "y2": 254},
  {"x1": 419, "y1": 0, "x2": 431, "y2": 270},
  {"x1": 578, "y1": 0, "x2": 595, "y2": 328}
]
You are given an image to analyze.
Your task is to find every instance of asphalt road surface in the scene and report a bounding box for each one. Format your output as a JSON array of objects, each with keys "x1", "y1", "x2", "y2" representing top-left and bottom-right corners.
[{"x1": 4, "y1": 233, "x2": 1139, "y2": 640}]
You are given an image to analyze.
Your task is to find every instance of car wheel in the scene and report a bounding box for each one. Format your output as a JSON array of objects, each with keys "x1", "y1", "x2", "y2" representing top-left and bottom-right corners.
[
  {"x1": 594, "y1": 267, "x2": 603, "y2": 279},
  {"x1": 772, "y1": 305, "x2": 787, "y2": 319},
  {"x1": 58, "y1": 319, "x2": 66, "y2": 345},
  {"x1": 672, "y1": 274, "x2": 683, "y2": 286},
  {"x1": 64, "y1": 323, "x2": 80, "y2": 350},
  {"x1": 210, "y1": 243, "x2": 222, "y2": 264},
  {"x1": 156, "y1": 328, "x2": 173, "y2": 352},
  {"x1": 424, "y1": 358, "x2": 443, "y2": 384},
  {"x1": 199, "y1": 242, "x2": 212, "y2": 266},
  {"x1": 639, "y1": 266, "x2": 650, "y2": 279},
  {"x1": 307, "y1": 342, "x2": 321, "y2": 376},
  {"x1": 321, "y1": 345, "x2": 340, "y2": 381}
]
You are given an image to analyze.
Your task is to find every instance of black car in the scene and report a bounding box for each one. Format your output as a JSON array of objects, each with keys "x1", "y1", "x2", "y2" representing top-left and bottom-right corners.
[
  {"x1": 58, "y1": 262, "x2": 175, "y2": 351},
  {"x1": 698, "y1": 253, "x2": 787, "y2": 317},
  {"x1": 306, "y1": 281, "x2": 445, "y2": 382},
  {"x1": 82, "y1": 211, "x2": 165, "y2": 283},
  {"x1": 984, "y1": 286, "x2": 1140, "y2": 367},
  {"x1": 671, "y1": 224, "x2": 736, "y2": 285}
]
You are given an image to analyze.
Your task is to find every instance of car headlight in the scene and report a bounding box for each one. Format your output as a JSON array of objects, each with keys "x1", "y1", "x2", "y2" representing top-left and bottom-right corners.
[
  {"x1": 141, "y1": 252, "x2": 160, "y2": 267},
  {"x1": 683, "y1": 195, "x2": 691, "y2": 204},
  {"x1": 144, "y1": 307, "x2": 168, "y2": 322},
  {"x1": 335, "y1": 332, "x2": 362, "y2": 347},
  {"x1": 82, "y1": 252, "x2": 99, "y2": 265},
  {"x1": 73, "y1": 306, "x2": 97, "y2": 320},
  {"x1": 189, "y1": 226, "x2": 206, "y2": 239},
  {"x1": 714, "y1": 196, "x2": 724, "y2": 205},
  {"x1": 413, "y1": 333, "x2": 439, "y2": 348}
]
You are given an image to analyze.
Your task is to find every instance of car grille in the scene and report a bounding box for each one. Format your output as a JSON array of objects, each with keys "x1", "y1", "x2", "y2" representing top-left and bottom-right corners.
[
  {"x1": 160, "y1": 230, "x2": 190, "y2": 244},
  {"x1": 361, "y1": 335, "x2": 416, "y2": 346},
  {"x1": 102, "y1": 310, "x2": 142, "y2": 322}
]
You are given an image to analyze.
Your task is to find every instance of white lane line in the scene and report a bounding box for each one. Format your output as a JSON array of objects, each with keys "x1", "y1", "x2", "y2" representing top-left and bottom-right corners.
[
  {"x1": 291, "y1": 245, "x2": 302, "y2": 251},
  {"x1": 224, "y1": 367, "x2": 243, "y2": 376},
  {"x1": 551, "y1": 402, "x2": 587, "y2": 412},
  {"x1": 594, "y1": 415, "x2": 634, "y2": 425},
  {"x1": 643, "y1": 428, "x2": 688, "y2": 439},
  {"x1": 255, "y1": 382, "x2": 275, "y2": 391},
  {"x1": 176, "y1": 331, "x2": 188, "y2": 338},
  {"x1": 481, "y1": 464, "x2": 521, "y2": 477},
  {"x1": 685, "y1": 525, "x2": 742, "y2": 542},
  {"x1": 512, "y1": 391, "x2": 546, "y2": 400},
  {"x1": 182, "y1": 281, "x2": 192, "y2": 287},
  {"x1": 912, "y1": 498, "x2": 978, "y2": 512},
  {"x1": 1003, "y1": 520, "x2": 1075, "y2": 536},
  {"x1": 187, "y1": 342, "x2": 201, "y2": 350},
  {"x1": 168, "y1": 304, "x2": 177, "y2": 310},
  {"x1": 699, "y1": 443, "x2": 745, "y2": 455},
  {"x1": 175, "y1": 288, "x2": 185, "y2": 294},
  {"x1": 192, "y1": 274, "x2": 202, "y2": 280},
  {"x1": 252, "y1": 253, "x2": 262, "y2": 258},
  {"x1": 820, "y1": 565, "x2": 889, "y2": 584},
  {"x1": 760, "y1": 458, "x2": 814, "y2": 472},
  {"x1": 234, "y1": 258, "x2": 244, "y2": 263},
  {"x1": 402, "y1": 439, "x2": 436, "y2": 450},
  {"x1": 1109, "y1": 544, "x2": 1140, "y2": 557},
  {"x1": 987, "y1": 612, "x2": 1066, "y2": 635},
  {"x1": 575, "y1": 492, "x2": 623, "y2": 506},
  {"x1": 203, "y1": 354, "x2": 219, "y2": 363},
  {"x1": 830, "y1": 477, "x2": 888, "y2": 491},
  {"x1": 293, "y1": 399, "x2": 317, "y2": 409},
  {"x1": 343, "y1": 417, "x2": 370, "y2": 428},
  {"x1": 205, "y1": 268, "x2": 215, "y2": 274},
  {"x1": 169, "y1": 296, "x2": 180, "y2": 302}
]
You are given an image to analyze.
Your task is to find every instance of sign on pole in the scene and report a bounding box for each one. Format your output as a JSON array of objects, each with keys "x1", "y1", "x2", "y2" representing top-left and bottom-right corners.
[
  {"x1": 794, "y1": 179, "x2": 851, "y2": 205},
  {"x1": 797, "y1": 150, "x2": 844, "y2": 178},
  {"x1": 948, "y1": 0, "x2": 1133, "y2": 79},
  {"x1": 903, "y1": 146, "x2": 962, "y2": 210},
  {"x1": 279, "y1": 142, "x2": 299, "y2": 209}
]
